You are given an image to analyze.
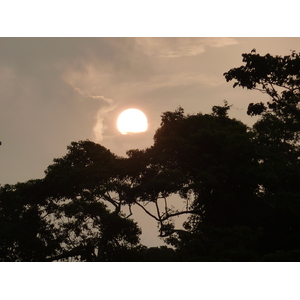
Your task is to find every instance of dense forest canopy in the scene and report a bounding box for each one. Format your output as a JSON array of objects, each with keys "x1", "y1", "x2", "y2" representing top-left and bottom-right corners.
[{"x1": 1, "y1": 50, "x2": 300, "y2": 261}]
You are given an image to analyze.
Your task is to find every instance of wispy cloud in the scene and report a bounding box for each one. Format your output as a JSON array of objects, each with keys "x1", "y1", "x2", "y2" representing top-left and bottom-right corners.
[
  {"x1": 135, "y1": 37, "x2": 238, "y2": 58},
  {"x1": 206, "y1": 37, "x2": 239, "y2": 48},
  {"x1": 66, "y1": 80, "x2": 113, "y2": 103},
  {"x1": 92, "y1": 104, "x2": 116, "y2": 142},
  {"x1": 112, "y1": 71, "x2": 224, "y2": 98},
  {"x1": 64, "y1": 71, "x2": 116, "y2": 142},
  {"x1": 148, "y1": 72, "x2": 224, "y2": 89}
]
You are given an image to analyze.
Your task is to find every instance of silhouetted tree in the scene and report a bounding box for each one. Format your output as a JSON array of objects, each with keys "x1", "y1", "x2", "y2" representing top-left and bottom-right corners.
[
  {"x1": 223, "y1": 50, "x2": 300, "y2": 258},
  {"x1": 0, "y1": 180, "x2": 59, "y2": 261},
  {"x1": 121, "y1": 104, "x2": 261, "y2": 245},
  {"x1": 224, "y1": 49, "x2": 300, "y2": 118},
  {"x1": 126, "y1": 50, "x2": 300, "y2": 261},
  {"x1": 0, "y1": 141, "x2": 142, "y2": 261}
]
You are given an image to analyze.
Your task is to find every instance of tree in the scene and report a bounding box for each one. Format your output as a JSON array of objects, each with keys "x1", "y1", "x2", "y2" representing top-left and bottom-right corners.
[
  {"x1": 0, "y1": 141, "x2": 142, "y2": 261},
  {"x1": 0, "y1": 180, "x2": 59, "y2": 261},
  {"x1": 224, "y1": 50, "x2": 300, "y2": 257},
  {"x1": 224, "y1": 49, "x2": 300, "y2": 117},
  {"x1": 129, "y1": 50, "x2": 300, "y2": 260},
  {"x1": 123, "y1": 104, "x2": 261, "y2": 243}
]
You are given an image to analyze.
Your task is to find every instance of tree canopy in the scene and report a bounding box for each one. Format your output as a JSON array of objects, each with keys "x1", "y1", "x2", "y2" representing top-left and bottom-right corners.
[{"x1": 1, "y1": 50, "x2": 300, "y2": 261}]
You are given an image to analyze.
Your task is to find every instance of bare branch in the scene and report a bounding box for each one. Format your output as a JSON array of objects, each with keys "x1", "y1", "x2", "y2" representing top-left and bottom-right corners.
[
  {"x1": 164, "y1": 197, "x2": 168, "y2": 214},
  {"x1": 161, "y1": 209, "x2": 201, "y2": 221},
  {"x1": 155, "y1": 200, "x2": 162, "y2": 222},
  {"x1": 134, "y1": 201, "x2": 160, "y2": 221},
  {"x1": 102, "y1": 192, "x2": 119, "y2": 208},
  {"x1": 125, "y1": 204, "x2": 133, "y2": 219}
]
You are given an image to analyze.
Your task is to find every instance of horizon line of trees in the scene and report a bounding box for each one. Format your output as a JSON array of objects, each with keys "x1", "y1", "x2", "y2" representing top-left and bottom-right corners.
[{"x1": 1, "y1": 49, "x2": 300, "y2": 261}]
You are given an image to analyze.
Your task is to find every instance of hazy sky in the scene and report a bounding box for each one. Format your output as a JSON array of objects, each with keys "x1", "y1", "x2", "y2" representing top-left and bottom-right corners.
[{"x1": 1, "y1": 37, "x2": 300, "y2": 246}]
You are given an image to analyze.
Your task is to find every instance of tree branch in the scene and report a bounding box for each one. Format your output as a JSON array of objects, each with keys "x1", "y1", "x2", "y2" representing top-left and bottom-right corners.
[
  {"x1": 134, "y1": 201, "x2": 160, "y2": 221},
  {"x1": 161, "y1": 209, "x2": 201, "y2": 221}
]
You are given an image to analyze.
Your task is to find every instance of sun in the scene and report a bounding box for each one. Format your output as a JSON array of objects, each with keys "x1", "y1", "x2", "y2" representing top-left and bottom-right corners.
[{"x1": 117, "y1": 108, "x2": 148, "y2": 135}]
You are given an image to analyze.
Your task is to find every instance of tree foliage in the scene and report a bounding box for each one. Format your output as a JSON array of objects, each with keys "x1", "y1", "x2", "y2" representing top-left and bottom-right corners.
[
  {"x1": 0, "y1": 141, "x2": 142, "y2": 261},
  {"x1": 132, "y1": 104, "x2": 258, "y2": 235},
  {"x1": 224, "y1": 49, "x2": 300, "y2": 117}
]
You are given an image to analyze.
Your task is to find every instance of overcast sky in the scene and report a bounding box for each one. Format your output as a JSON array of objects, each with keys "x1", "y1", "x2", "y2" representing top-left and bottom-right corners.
[{"x1": 1, "y1": 37, "x2": 300, "y2": 246}]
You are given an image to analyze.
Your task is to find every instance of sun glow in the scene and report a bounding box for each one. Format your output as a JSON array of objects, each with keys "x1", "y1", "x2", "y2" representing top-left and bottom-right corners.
[{"x1": 117, "y1": 108, "x2": 148, "y2": 135}]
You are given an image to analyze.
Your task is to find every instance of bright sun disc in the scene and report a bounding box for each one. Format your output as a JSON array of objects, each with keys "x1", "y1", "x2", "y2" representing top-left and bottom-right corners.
[{"x1": 117, "y1": 108, "x2": 148, "y2": 135}]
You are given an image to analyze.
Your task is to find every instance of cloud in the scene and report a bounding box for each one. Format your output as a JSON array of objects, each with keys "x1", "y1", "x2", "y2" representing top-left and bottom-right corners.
[
  {"x1": 206, "y1": 37, "x2": 239, "y2": 48},
  {"x1": 63, "y1": 67, "x2": 116, "y2": 142},
  {"x1": 109, "y1": 71, "x2": 224, "y2": 100},
  {"x1": 66, "y1": 80, "x2": 113, "y2": 103},
  {"x1": 69, "y1": 85, "x2": 116, "y2": 143},
  {"x1": 147, "y1": 72, "x2": 224, "y2": 89},
  {"x1": 135, "y1": 37, "x2": 238, "y2": 58},
  {"x1": 93, "y1": 103, "x2": 116, "y2": 142}
]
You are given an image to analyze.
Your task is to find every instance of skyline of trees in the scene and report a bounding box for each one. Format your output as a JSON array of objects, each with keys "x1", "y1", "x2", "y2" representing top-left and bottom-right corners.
[{"x1": 1, "y1": 50, "x2": 300, "y2": 261}]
